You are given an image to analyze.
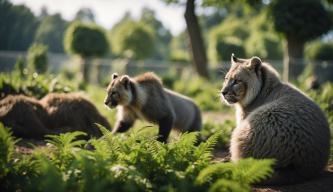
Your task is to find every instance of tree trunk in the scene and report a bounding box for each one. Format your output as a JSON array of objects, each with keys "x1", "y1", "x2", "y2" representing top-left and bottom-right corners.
[
  {"x1": 80, "y1": 56, "x2": 91, "y2": 83},
  {"x1": 283, "y1": 37, "x2": 305, "y2": 81},
  {"x1": 184, "y1": 0, "x2": 210, "y2": 79}
]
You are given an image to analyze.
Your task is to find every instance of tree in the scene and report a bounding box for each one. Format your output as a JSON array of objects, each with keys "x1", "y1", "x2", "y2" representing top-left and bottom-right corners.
[
  {"x1": 140, "y1": 7, "x2": 172, "y2": 60},
  {"x1": 74, "y1": 8, "x2": 95, "y2": 23},
  {"x1": 35, "y1": 13, "x2": 68, "y2": 53},
  {"x1": 0, "y1": 0, "x2": 39, "y2": 51},
  {"x1": 163, "y1": 0, "x2": 210, "y2": 79},
  {"x1": 64, "y1": 22, "x2": 109, "y2": 82},
  {"x1": 271, "y1": 0, "x2": 331, "y2": 80},
  {"x1": 27, "y1": 43, "x2": 48, "y2": 74},
  {"x1": 112, "y1": 20, "x2": 155, "y2": 60}
]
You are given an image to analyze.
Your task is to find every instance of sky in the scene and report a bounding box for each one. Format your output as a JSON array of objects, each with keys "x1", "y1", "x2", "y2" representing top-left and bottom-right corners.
[{"x1": 10, "y1": 0, "x2": 187, "y2": 35}]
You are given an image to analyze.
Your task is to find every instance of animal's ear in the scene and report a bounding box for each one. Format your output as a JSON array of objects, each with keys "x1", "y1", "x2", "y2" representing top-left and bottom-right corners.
[
  {"x1": 231, "y1": 53, "x2": 239, "y2": 64},
  {"x1": 111, "y1": 73, "x2": 119, "y2": 80},
  {"x1": 247, "y1": 56, "x2": 262, "y2": 72},
  {"x1": 120, "y1": 75, "x2": 131, "y2": 89}
]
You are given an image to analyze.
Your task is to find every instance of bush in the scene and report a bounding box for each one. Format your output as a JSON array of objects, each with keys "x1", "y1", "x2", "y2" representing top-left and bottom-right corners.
[
  {"x1": 305, "y1": 82, "x2": 333, "y2": 160},
  {"x1": 173, "y1": 77, "x2": 226, "y2": 111},
  {"x1": 306, "y1": 41, "x2": 333, "y2": 61},
  {"x1": 27, "y1": 43, "x2": 48, "y2": 74},
  {"x1": 111, "y1": 20, "x2": 155, "y2": 59},
  {"x1": 64, "y1": 22, "x2": 109, "y2": 58},
  {"x1": 0, "y1": 72, "x2": 75, "y2": 100},
  {"x1": 0, "y1": 125, "x2": 274, "y2": 191},
  {"x1": 201, "y1": 120, "x2": 235, "y2": 149}
]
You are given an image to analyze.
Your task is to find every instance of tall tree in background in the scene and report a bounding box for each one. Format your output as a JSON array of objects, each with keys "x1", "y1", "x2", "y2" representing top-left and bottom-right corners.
[
  {"x1": 112, "y1": 20, "x2": 155, "y2": 60},
  {"x1": 74, "y1": 8, "x2": 95, "y2": 23},
  {"x1": 0, "y1": 0, "x2": 38, "y2": 51},
  {"x1": 140, "y1": 7, "x2": 172, "y2": 60},
  {"x1": 64, "y1": 22, "x2": 108, "y2": 83},
  {"x1": 35, "y1": 13, "x2": 68, "y2": 53},
  {"x1": 271, "y1": 0, "x2": 331, "y2": 81},
  {"x1": 164, "y1": 0, "x2": 210, "y2": 79}
]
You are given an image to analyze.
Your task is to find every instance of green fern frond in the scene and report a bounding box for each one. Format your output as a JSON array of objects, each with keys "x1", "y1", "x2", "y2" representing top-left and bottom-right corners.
[
  {"x1": 95, "y1": 123, "x2": 112, "y2": 136},
  {"x1": 232, "y1": 158, "x2": 275, "y2": 184},
  {"x1": 0, "y1": 123, "x2": 20, "y2": 178},
  {"x1": 208, "y1": 179, "x2": 249, "y2": 192},
  {"x1": 195, "y1": 130, "x2": 221, "y2": 160},
  {"x1": 45, "y1": 131, "x2": 87, "y2": 149}
]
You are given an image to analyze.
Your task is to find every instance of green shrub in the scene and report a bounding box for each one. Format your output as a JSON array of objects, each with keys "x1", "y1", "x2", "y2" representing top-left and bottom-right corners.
[
  {"x1": 27, "y1": 43, "x2": 48, "y2": 74},
  {"x1": 173, "y1": 77, "x2": 226, "y2": 111},
  {"x1": 0, "y1": 72, "x2": 75, "y2": 99},
  {"x1": 201, "y1": 120, "x2": 235, "y2": 149},
  {"x1": 306, "y1": 41, "x2": 333, "y2": 61},
  {"x1": 0, "y1": 125, "x2": 274, "y2": 191}
]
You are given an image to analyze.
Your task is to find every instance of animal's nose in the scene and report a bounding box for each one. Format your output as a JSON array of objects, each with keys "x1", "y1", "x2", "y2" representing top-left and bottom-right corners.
[
  {"x1": 104, "y1": 99, "x2": 109, "y2": 105},
  {"x1": 221, "y1": 90, "x2": 228, "y2": 96}
]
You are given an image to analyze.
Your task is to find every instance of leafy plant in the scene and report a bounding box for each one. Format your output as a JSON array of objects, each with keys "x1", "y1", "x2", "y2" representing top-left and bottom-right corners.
[
  {"x1": 0, "y1": 125, "x2": 274, "y2": 192},
  {"x1": 0, "y1": 72, "x2": 75, "y2": 99}
]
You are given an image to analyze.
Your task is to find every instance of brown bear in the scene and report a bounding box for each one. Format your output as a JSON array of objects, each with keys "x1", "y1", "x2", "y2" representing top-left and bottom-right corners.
[{"x1": 0, "y1": 93, "x2": 111, "y2": 139}]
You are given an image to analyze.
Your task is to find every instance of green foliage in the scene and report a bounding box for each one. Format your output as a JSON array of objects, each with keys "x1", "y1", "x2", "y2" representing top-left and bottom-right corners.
[
  {"x1": 208, "y1": 16, "x2": 249, "y2": 63},
  {"x1": 169, "y1": 31, "x2": 190, "y2": 63},
  {"x1": 14, "y1": 55, "x2": 25, "y2": 77},
  {"x1": 0, "y1": 124, "x2": 19, "y2": 179},
  {"x1": 306, "y1": 41, "x2": 333, "y2": 61},
  {"x1": 0, "y1": 72, "x2": 75, "y2": 99},
  {"x1": 64, "y1": 22, "x2": 109, "y2": 58},
  {"x1": 140, "y1": 7, "x2": 172, "y2": 60},
  {"x1": 173, "y1": 77, "x2": 224, "y2": 111},
  {"x1": 271, "y1": 0, "x2": 331, "y2": 42},
  {"x1": 35, "y1": 13, "x2": 68, "y2": 53},
  {"x1": 0, "y1": 125, "x2": 274, "y2": 191},
  {"x1": 196, "y1": 158, "x2": 274, "y2": 191},
  {"x1": 244, "y1": 10, "x2": 282, "y2": 59},
  {"x1": 111, "y1": 20, "x2": 155, "y2": 59},
  {"x1": 202, "y1": 120, "x2": 235, "y2": 149},
  {"x1": 303, "y1": 82, "x2": 333, "y2": 160},
  {"x1": 0, "y1": 0, "x2": 39, "y2": 51},
  {"x1": 27, "y1": 43, "x2": 48, "y2": 74}
]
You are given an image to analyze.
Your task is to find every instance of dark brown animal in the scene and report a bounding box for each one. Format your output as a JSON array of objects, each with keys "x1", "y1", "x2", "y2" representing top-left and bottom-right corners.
[
  {"x1": 0, "y1": 93, "x2": 111, "y2": 139},
  {"x1": 40, "y1": 93, "x2": 111, "y2": 138}
]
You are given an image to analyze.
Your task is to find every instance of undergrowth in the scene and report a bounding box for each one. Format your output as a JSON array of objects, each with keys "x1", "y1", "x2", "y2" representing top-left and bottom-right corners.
[{"x1": 0, "y1": 123, "x2": 274, "y2": 192}]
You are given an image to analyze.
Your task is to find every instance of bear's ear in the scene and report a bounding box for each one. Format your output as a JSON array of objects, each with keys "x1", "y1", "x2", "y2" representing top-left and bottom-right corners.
[
  {"x1": 231, "y1": 53, "x2": 239, "y2": 64},
  {"x1": 120, "y1": 75, "x2": 131, "y2": 89},
  {"x1": 246, "y1": 56, "x2": 262, "y2": 72},
  {"x1": 111, "y1": 73, "x2": 119, "y2": 80}
]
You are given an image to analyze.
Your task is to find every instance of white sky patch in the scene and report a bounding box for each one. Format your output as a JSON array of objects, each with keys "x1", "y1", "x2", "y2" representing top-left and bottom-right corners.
[{"x1": 10, "y1": 0, "x2": 186, "y2": 35}]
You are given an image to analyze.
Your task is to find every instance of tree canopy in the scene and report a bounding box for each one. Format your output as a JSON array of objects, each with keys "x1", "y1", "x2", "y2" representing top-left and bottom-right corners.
[
  {"x1": 64, "y1": 22, "x2": 109, "y2": 58},
  {"x1": 111, "y1": 20, "x2": 155, "y2": 60},
  {"x1": 35, "y1": 14, "x2": 68, "y2": 53},
  {"x1": 0, "y1": 0, "x2": 39, "y2": 51},
  {"x1": 271, "y1": 0, "x2": 331, "y2": 42}
]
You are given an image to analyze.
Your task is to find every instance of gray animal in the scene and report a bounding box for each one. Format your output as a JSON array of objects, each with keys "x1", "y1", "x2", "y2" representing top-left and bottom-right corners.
[
  {"x1": 104, "y1": 72, "x2": 202, "y2": 142},
  {"x1": 220, "y1": 54, "x2": 330, "y2": 185}
]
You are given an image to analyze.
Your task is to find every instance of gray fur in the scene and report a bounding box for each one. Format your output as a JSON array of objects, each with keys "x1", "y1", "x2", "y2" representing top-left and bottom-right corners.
[
  {"x1": 222, "y1": 56, "x2": 330, "y2": 185},
  {"x1": 108, "y1": 72, "x2": 202, "y2": 142}
]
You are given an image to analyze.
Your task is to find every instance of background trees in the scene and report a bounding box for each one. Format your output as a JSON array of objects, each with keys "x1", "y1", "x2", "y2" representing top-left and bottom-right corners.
[
  {"x1": 271, "y1": 0, "x2": 331, "y2": 80},
  {"x1": 0, "y1": 0, "x2": 38, "y2": 51},
  {"x1": 111, "y1": 20, "x2": 155, "y2": 60},
  {"x1": 35, "y1": 14, "x2": 68, "y2": 53},
  {"x1": 27, "y1": 43, "x2": 48, "y2": 74},
  {"x1": 64, "y1": 22, "x2": 108, "y2": 82}
]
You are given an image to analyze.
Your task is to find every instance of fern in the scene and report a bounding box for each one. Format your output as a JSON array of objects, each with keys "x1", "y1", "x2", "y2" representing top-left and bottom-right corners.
[{"x1": 0, "y1": 124, "x2": 19, "y2": 178}]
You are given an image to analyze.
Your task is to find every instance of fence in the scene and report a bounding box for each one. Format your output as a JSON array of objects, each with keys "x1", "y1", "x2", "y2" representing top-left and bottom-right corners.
[{"x1": 0, "y1": 51, "x2": 332, "y2": 82}]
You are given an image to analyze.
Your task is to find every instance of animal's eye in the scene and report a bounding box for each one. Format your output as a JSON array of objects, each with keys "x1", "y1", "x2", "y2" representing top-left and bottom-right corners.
[{"x1": 224, "y1": 77, "x2": 229, "y2": 80}]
